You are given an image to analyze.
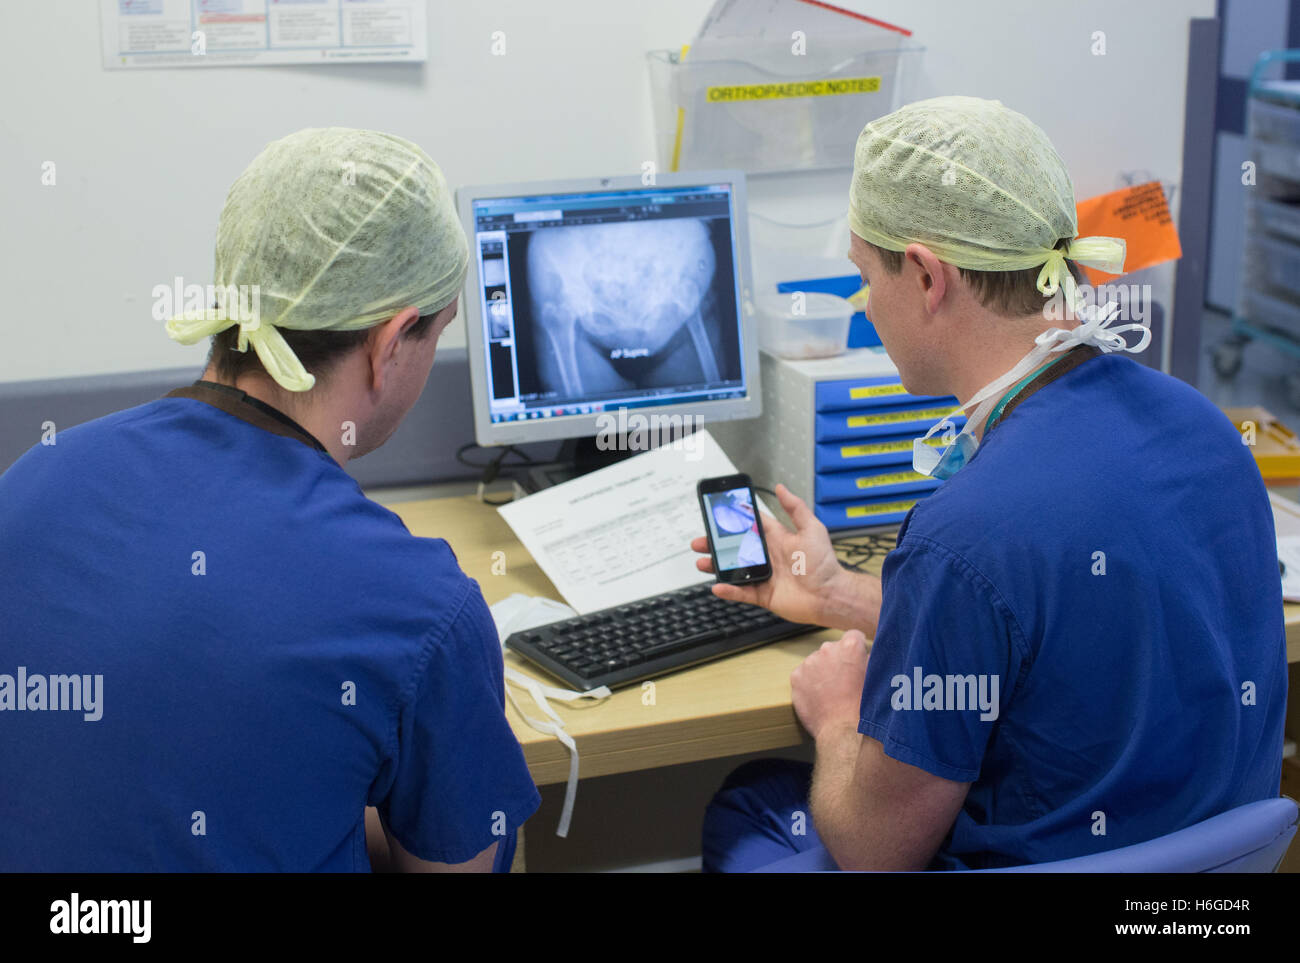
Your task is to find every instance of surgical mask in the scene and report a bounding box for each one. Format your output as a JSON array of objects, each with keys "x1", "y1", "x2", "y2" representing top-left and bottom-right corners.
[
  {"x1": 490, "y1": 593, "x2": 611, "y2": 838},
  {"x1": 913, "y1": 300, "x2": 1151, "y2": 480}
]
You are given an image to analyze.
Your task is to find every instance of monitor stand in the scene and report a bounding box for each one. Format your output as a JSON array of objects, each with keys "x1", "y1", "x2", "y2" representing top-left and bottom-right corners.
[{"x1": 521, "y1": 435, "x2": 637, "y2": 493}]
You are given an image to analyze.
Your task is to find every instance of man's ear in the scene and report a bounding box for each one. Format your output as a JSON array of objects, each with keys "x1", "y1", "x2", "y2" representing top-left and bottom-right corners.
[
  {"x1": 367, "y1": 306, "x2": 422, "y2": 392},
  {"x1": 904, "y1": 243, "x2": 949, "y2": 315}
]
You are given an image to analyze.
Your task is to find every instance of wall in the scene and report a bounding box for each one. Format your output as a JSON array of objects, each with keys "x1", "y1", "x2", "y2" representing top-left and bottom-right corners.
[{"x1": 0, "y1": 0, "x2": 1214, "y2": 387}]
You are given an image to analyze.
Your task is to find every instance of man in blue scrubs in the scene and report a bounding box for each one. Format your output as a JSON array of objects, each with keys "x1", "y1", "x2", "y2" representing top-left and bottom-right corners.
[
  {"x1": 0, "y1": 128, "x2": 539, "y2": 871},
  {"x1": 693, "y1": 97, "x2": 1286, "y2": 871}
]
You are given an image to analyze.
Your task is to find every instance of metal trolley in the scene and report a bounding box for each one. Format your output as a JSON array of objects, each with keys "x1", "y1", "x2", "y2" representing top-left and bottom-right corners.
[{"x1": 1215, "y1": 50, "x2": 1300, "y2": 407}]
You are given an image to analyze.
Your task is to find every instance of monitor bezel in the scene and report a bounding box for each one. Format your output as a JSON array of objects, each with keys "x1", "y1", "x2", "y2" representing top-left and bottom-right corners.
[{"x1": 455, "y1": 170, "x2": 760, "y2": 448}]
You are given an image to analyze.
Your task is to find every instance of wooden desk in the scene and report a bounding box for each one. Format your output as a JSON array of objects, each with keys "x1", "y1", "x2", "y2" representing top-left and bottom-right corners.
[
  {"x1": 392, "y1": 494, "x2": 1300, "y2": 790},
  {"x1": 393, "y1": 495, "x2": 839, "y2": 786}
]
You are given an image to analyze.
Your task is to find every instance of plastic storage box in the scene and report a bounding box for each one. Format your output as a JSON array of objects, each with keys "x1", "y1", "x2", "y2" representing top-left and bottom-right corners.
[
  {"x1": 1253, "y1": 197, "x2": 1300, "y2": 244},
  {"x1": 756, "y1": 292, "x2": 852, "y2": 360},
  {"x1": 775, "y1": 274, "x2": 882, "y2": 348},
  {"x1": 710, "y1": 349, "x2": 959, "y2": 532},
  {"x1": 1246, "y1": 234, "x2": 1300, "y2": 299}
]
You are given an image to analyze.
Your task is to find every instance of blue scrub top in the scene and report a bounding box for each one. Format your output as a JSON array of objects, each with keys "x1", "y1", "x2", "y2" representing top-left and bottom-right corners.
[
  {"x1": 0, "y1": 385, "x2": 540, "y2": 870},
  {"x1": 858, "y1": 352, "x2": 1286, "y2": 869}
]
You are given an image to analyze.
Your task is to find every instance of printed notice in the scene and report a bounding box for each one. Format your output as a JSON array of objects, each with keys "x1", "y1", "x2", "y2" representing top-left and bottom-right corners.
[
  {"x1": 1075, "y1": 181, "x2": 1183, "y2": 284},
  {"x1": 101, "y1": 0, "x2": 427, "y2": 69}
]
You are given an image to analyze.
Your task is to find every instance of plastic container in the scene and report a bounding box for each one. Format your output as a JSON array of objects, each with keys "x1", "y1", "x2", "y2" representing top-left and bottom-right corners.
[
  {"x1": 1255, "y1": 141, "x2": 1300, "y2": 190},
  {"x1": 646, "y1": 39, "x2": 921, "y2": 175},
  {"x1": 756, "y1": 291, "x2": 852, "y2": 360},
  {"x1": 775, "y1": 274, "x2": 882, "y2": 348},
  {"x1": 1246, "y1": 234, "x2": 1300, "y2": 300},
  {"x1": 1253, "y1": 197, "x2": 1300, "y2": 244},
  {"x1": 1250, "y1": 97, "x2": 1300, "y2": 145},
  {"x1": 1239, "y1": 285, "x2": 1300, "y2": 333}
]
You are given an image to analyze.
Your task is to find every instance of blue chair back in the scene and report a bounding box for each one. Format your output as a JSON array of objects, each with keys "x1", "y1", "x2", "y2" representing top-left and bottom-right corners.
[{"x1": 752, "y1": 797, "x2": 1299, "y2": 873}]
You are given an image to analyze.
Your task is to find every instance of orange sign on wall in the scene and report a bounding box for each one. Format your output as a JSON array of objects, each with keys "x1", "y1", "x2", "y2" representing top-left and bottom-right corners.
[{"x1": 1075, "y1": 181, "x2": 1183, "y2": 284}]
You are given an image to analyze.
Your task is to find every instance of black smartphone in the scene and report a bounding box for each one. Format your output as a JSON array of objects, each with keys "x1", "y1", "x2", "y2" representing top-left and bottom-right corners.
[{"x1": 697, "y1": 473, "x2": 773, "y2": 584}]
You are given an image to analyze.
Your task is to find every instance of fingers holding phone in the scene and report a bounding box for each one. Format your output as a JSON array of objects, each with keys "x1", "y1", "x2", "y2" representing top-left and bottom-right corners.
[
  {"x1": 697, "y1": 474, "x2": 773, "y2": 585},
  {"x1": 694, "y1": 479, "x2": 848, "y2": 628}
]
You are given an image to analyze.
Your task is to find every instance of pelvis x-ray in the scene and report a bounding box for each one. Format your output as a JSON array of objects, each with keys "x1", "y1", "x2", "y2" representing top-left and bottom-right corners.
[{"x1": 521, "y1": 218, "x2": 737, "y2": 398}]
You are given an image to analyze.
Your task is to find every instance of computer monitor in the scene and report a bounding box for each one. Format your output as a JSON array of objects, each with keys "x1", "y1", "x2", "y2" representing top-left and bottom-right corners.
[{"x1": 457, "y1": 171, "x2": 760, "y2": 449}]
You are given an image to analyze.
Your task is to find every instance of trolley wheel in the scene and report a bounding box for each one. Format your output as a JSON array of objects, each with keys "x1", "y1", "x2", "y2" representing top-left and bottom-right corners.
[{"x1": 1212, "y1": 339, "x2": 1245, "y2": 379}]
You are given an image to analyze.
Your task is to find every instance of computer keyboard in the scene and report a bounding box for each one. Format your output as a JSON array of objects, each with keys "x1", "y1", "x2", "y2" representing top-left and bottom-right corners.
[{"x1": 504, "y1": 582, "x2": 815, "y2": 690}]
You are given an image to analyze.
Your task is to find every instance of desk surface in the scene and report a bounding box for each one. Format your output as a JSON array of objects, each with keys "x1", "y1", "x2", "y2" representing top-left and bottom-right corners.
[{"x1": 392, "y1": 494, "x2": 1300, "y2": 786}]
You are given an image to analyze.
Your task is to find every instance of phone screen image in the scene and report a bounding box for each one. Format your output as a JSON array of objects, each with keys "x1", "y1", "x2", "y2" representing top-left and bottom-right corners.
[{"x1": 702, "y1": 487, "x2": 768, "y2": 572}]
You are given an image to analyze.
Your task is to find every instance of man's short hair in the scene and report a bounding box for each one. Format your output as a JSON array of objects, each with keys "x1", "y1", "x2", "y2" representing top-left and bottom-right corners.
[
  {"x1": 865, "y1": 237, "x2": 1086, "y2": 317},
  {"x1": 208, "y1": 310, "x2": 440, "y2": 384}
]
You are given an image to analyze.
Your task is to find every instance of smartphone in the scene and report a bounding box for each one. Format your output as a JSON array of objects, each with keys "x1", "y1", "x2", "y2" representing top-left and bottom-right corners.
[{"x1": 697, "y1": 473, "x2": 773, "y2": 584}]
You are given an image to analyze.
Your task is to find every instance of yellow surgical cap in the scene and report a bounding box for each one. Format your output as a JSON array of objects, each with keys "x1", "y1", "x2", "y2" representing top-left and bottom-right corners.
[
  {"x1": 166, "y1": 127, "x2": 469, "y2": 392},
  {"x1": 847, "y1": 96, "x2": 1125, "y2": 310}
]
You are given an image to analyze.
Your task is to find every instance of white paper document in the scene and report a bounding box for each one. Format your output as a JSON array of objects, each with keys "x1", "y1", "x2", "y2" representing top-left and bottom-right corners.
[
  {"x1": 1279, "y1": 536, "x2": 1300, "y2": 603},
  {"x1": 1271, "y1": 494, "x2": 1300, "y2": 602},
  {"x1": 497, "y1": 431, "x2": 740, "y2": 615}
]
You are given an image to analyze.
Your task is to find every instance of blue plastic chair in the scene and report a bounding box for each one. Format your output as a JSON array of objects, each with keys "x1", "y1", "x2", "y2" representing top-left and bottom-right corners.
[{"x1": 752, "y1": 797, "x2": 1300, "y2": 873}]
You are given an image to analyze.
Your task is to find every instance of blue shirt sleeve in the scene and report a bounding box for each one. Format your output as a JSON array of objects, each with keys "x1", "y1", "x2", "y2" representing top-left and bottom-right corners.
[
  {"x1": 858, "y1": 533, "x2": 1029, "y2": 783},
  {"x1": 376, "y1": 581, "x2": 540, "y2": 864}
]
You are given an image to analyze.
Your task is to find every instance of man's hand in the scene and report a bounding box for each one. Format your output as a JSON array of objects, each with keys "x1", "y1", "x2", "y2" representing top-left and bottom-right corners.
[
  {"x1": 691, "y1": 484, "x2": 880, "y2": 631},
  {"x1": 793, "y1": 635, "x2": 970, "y2": 870},
  {"x1": 790, "y1": 630, "x2": 870, "y2": 742}
]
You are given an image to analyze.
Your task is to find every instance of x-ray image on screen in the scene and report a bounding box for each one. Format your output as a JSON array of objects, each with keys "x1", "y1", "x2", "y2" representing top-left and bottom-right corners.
[{"x1": 506, "y1": 217, "x2": 742, "y2": 403}]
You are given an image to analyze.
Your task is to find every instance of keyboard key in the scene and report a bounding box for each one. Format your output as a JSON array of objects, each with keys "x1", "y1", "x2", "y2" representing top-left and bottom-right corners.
[{"x1": 641, "y1": 628, "x2": 724, "y2": 659}]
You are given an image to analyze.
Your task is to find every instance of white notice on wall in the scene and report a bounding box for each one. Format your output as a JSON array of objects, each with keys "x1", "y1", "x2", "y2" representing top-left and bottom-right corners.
[
  {"x1": 497, "y1": 431, "x2": 746, "y2": 615},
  {"x1": 101, "y1": 0, "x2": 427, "y2": 69}
]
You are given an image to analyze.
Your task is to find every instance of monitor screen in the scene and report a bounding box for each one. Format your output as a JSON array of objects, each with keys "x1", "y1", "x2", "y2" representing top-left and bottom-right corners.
[{"x1": 465, "y1": 180, "x2": 751, "y2": 432}]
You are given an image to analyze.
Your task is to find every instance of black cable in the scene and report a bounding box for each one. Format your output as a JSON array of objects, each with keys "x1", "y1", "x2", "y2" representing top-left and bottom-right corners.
[
  {"x1": 456, "y1": 442, "x2": 535, "y2": 505},
  {"x1": 454, "y1": 442, "x2": 534, "y2": 472},
  {"x1": 832, "y1": 531, "x2": 897, "y2": 572}
]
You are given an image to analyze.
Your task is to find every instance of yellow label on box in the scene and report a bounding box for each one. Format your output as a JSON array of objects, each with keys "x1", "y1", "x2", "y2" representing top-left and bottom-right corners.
[
  {"x1": 847, "y1": 499, "x2": 919, "y2": 519},
  {"x1": 840, "y1": 437, "x2": 943, "y2": 459},
  {"x1": 706, "y1": 76, "x2": 881, "y2": 103},
  {"x1": 856, "y1": 470, "x2": 927, "y2": 489},
  {"x1": 845, "y1": 406, "x2": 958, "y2": 429},
  {"x1": 848, "y1": 384, "x2": 907, "y2": 400}
]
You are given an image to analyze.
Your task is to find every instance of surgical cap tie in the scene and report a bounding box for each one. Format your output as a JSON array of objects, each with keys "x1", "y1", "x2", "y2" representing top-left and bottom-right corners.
[
  {"x1": 1035, "y1": 234, "x2": 1128, "y2": 326},
  {"x1": 489, "y1": 593, "x2": 611, "y2": 839},
  {"x1": 166, "y1": 308, "x2": 317, "y2": 392}
]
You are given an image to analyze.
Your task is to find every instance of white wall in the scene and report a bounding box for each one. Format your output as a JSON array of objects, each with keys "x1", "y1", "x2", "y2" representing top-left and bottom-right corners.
[{"x1": 0, "y1": 0, "x2": 1214, "y2": 384}]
